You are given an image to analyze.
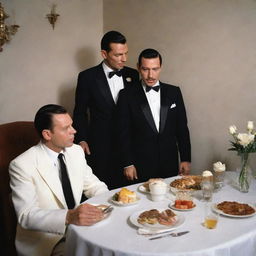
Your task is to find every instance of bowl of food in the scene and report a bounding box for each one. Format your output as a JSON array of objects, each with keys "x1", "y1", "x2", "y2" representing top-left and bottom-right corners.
[{"x1": 170, "y1": 175, "x2": 202, "y2": 194}]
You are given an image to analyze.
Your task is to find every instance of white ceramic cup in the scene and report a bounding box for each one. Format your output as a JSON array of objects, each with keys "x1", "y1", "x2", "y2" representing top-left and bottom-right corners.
[{"x1": 149, "y1": 182, "x2": 167, "y2": 201}]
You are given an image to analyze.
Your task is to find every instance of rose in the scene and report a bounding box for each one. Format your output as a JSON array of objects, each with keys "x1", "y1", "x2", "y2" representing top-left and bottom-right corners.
[
  {"x1": 237, "y1": 133, "x2": 255, "y2": 147},
  {"x1": 229, "y1": 125, "x2": 237, "y2": 135},
  {"x1": 247, "y1": 121, "x2": 254, "y2": 133},
  {"x1": 213, "y1": 161, "x2": 226, "y2": 172}
]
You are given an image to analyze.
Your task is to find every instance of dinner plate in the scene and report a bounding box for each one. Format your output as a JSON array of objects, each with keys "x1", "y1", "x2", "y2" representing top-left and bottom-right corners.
[
  {"x1": 129, "y1": 208, "x2": 185, "y2": 230},
  {"x1": 168, "y1": 202, "x2": 196, "y2": 211},
  {"x1": 110, "y1": 196, "x2": 140, "y2": 206},
  {"x1": 212, "y1": 203, "x2": 256, "y2": 218}
]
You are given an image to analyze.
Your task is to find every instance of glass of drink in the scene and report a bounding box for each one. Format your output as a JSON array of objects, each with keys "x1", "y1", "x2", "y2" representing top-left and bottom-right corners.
[{"x1": 204, "y1": 203, "x2": 218, "y2": 229}]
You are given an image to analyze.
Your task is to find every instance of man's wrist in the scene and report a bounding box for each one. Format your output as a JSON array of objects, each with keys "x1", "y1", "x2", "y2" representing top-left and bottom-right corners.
[{"x1": 65, "y1": 209, "x2": 74, "y2": 225}]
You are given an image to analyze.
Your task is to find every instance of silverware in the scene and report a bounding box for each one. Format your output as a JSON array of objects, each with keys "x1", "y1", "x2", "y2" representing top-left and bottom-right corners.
[
  {"x1": 149, "y1": 231, "x2": 189, "y2": 240},
  {"x1": 102, "y1": 206, "x2": 114, "y2": 214}
]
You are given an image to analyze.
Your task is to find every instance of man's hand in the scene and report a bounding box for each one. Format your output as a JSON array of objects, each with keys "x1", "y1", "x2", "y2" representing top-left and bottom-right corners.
[
  {"x1": 179, "y1": 162, "x2": 191, "y2": 175},
  {"x1": 123, "y1": 165, "x2": 138, "y2": 181},
  {"x1": 66, "y1": 203, "x2": 103, "y2": 226},
  {"x1": 79, "y1": 141, "x2": 91, "y2": 155}
]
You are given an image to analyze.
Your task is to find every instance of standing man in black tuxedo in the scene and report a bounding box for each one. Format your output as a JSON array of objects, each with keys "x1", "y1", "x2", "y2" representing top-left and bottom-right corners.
[
  {"x1": 73, "y1": 31, "x2": 139, "y2": 189},
  {"x1": 117, "y1": 48, "x2": 191, "y2": 183}
]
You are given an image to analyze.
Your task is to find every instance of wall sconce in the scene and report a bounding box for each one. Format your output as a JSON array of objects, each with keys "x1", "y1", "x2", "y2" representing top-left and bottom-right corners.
[
  {"x1": 0, "y1": 2, "x2": 19, "y2": 52},
  {"x1": 46, "y1": 4, "x2": 59, "y2": 30}
]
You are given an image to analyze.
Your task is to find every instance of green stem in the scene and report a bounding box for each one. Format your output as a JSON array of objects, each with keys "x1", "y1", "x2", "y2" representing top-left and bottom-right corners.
[{"x1": 239, "y1": 153, "x2": 249, "y2": 192}]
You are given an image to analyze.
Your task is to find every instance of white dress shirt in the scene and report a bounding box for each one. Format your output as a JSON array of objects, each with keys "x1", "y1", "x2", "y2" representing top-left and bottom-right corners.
[
  {"x1": 42, "y1": 144, "x2": 65, "y2": 179},
  {"x1": 102, "y1": 62, "x2": 124, "y2": 104},
  {"x1": 142, "y1": 81, "x2": 161, "y2": 132}
]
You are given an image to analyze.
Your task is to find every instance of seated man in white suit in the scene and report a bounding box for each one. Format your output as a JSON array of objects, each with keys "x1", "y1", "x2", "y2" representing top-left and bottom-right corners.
[{"x1": 9, "y1": 104, "x2": 109, "y2": 256}]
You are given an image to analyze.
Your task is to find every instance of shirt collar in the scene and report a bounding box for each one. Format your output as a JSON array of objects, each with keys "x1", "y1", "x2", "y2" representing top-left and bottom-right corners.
[
  {"x1": 42, "y1": 143, "x2": 65, "y2": 164},
  {"x1": 141, "y1": 80, "x2": 160, "y2": 91}
]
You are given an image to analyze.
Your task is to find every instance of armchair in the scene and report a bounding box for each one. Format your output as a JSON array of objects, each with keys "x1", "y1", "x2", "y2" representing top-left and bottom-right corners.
[{"x1": 0, "y1": 121, "x2": 39, "y2": 256}]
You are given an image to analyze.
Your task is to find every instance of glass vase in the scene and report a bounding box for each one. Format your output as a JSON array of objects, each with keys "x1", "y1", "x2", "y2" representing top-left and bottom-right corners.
[{"x1": 238, "y1": 153, "x2": 250, "y2": 193}]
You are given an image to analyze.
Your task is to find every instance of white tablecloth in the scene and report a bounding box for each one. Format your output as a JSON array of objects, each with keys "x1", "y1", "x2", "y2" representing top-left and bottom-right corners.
[{"x1": 64, "y1": 173, "x2": 256, "y2": 256}]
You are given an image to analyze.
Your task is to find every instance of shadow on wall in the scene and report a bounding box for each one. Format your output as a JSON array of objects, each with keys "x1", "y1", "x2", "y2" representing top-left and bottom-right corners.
[
  {"x1": 75, "y1": 46, "x2": 99, "y2": 71},
  {"x1": 59, "y1": 46, "x2": 100, "y2": 116},
  {"x1": 58, "y1": 84, "x2": 76, "y2": 116}
]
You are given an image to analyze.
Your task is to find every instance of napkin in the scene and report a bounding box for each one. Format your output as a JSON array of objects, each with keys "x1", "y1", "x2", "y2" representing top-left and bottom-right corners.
[{"x1": 138, "y1": 228, "x2": 174, "y2": 235}]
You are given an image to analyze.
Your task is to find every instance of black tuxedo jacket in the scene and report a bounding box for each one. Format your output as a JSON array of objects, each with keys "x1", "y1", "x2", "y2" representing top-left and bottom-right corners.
[
  {"x1": 116, "y1": 82, "x2": 191, "y2": 182},
  {"x1": 73, "y1": 63, "x2": 139, "y2": 188}
]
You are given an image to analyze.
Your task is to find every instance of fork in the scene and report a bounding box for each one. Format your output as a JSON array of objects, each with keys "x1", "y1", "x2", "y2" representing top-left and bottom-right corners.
[{"x1": 102, "y1": 206, "x2": 114, "y2": 214}]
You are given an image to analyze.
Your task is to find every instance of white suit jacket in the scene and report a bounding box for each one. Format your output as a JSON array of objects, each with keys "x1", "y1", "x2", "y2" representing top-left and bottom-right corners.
[{"x1": 9, "y1": 142, "x2": 108, "y2": 256}]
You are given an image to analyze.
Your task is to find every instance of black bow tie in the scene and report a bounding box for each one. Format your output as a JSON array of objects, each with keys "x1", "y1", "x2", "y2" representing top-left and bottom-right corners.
[
  {"x1": 146, "y1": 85, "x2": 160, "y2": 92},
  {"x1": 108, "y1": 70, "x2": 122, "y2": 78}
]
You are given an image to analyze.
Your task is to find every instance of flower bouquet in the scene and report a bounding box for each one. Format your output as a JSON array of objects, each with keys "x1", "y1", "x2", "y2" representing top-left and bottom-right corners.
[{"x1": 229, "y1": 121, "x2": 256, "y2": 192}]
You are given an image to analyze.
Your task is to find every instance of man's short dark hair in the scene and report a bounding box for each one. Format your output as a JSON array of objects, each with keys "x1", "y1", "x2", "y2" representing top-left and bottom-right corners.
[
  {"x1": 138, "y1": 48, "x2": 162, "y2": 67},
  {"x1": 34, "y1": 104, "x2": 67, "y2": 138},
  {"x1": 101, "y1": 31, "x2": 126, "y2": 52}
]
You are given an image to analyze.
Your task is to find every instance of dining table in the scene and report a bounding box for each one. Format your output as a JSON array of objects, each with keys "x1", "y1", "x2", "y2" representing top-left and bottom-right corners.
[{"x1": 64, "y1": 172, "x2": 256, "y2": 256}]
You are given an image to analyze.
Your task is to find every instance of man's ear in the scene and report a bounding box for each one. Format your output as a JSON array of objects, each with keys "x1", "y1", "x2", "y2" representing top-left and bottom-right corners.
[
  {"x1": 42, "y1": 129, "x2": 51, "y2": 141},
  {"x1": 101, "y1": 50, "x2": 107, "y2": 60}
]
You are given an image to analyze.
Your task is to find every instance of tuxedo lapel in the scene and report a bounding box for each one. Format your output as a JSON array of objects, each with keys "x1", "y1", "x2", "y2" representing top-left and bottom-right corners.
[
  {"x1": 35, "y1": 144, "x2": 67, "y2": 208},
  {"x1": 159, "y1": 83, "x2": 169, "y2": 133},
  {"x1": 95, "y1": 64, "x2": 115, "y2": 107},
  {"x1": 137, "y1": 84, "x2": 158, "y2": 133}
]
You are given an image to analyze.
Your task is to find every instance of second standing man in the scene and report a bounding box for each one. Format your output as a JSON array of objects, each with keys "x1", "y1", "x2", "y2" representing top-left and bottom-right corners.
[{"x1": 117, "y1": 48, "x2": 191, "y2": 183}]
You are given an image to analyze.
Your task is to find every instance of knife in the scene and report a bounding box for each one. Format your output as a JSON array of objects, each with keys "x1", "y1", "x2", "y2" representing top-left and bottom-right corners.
[{"x1": 149, "y1": 231, "x2": 189, "y2": 240}]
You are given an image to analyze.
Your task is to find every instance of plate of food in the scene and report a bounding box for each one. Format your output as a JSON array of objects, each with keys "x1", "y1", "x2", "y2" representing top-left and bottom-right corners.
[
  {"x1": 111, "y1": 188, "x2": 140, "y2": 206},
  {"x1": 212, "y1": 201, "x2": 256, "y2": 218},
  {"x1": 129, "y1": 208, "x2": 185, "y2": 230},
  {"x1": 170, "y1": 175, "x2": 202, "y2": 194},
  {"x1": 138, "y1": 178, "x2": 165, "y2": 194},
  {"x1": 169, "y1": 200, "x2": 196, "y2": 211}
]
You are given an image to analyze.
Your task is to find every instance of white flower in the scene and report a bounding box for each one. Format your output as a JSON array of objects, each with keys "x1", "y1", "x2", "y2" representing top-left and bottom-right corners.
[
  {"x1": 213, "y1": 161, "x2": 226, "y2": 172},
  {"x1": 229, "y1": 125, "x2": 237, "y2": 135},
  {"x1": 247, "y1": 121, "x2": 254, "y2": 133},
  {"x1": 237, "y1": 133, "x2": 255, "y2": 147}
]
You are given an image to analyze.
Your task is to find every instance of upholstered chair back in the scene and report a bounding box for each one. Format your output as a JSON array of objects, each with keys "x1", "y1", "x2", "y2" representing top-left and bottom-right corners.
[{"x1": 0, "y1": 121, "x2": 39, "y2": 256}]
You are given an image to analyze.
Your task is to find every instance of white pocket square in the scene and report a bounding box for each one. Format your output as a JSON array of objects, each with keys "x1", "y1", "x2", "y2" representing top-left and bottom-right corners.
[{"x1": 170, "y1": 103, "x2": 176, "y2": 109}]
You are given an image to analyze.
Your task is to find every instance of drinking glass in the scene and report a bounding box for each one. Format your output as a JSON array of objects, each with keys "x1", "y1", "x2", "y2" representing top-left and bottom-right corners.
[
  {"x1": 201, "y1": 180, "x2": 214, "y2": 201},
  {"x1": 214, "y1": 170, "x2": 225, "y2": 190},
  {"x1": 204, "y1": 203, "x2": 218, "y2": 229}
]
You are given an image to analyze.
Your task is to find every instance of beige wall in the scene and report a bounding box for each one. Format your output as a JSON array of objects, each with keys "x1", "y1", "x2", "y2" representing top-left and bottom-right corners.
[
  {"x1": 1, "y1": 0, "x2": 255, "y2": 174},
  {"x1": 0, "y1": 0, "x2": 103, "y2": 123},
  {"x1": 103, "y1": 0, "x2": 256, "y2": 173}
]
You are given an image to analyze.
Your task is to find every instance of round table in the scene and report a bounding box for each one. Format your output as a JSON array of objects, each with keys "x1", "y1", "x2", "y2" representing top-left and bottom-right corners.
[{"x1": 64, "y1": 173, "x2": 256, "y2": 256}]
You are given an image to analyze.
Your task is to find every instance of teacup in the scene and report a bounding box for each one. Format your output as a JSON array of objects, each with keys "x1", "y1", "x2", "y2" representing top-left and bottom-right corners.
[{"x1": 149, "y1": 182, "x2": 167, "y2": 201}]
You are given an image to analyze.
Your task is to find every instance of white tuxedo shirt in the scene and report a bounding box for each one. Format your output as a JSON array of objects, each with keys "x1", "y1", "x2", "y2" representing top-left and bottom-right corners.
[{"x1": 9, "y1": 142, "x2": 108, "y2": 256}]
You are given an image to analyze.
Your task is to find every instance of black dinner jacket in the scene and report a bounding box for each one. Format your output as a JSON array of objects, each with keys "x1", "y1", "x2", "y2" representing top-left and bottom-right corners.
[
  {"x1": 116, "y1": 81, "x2": 191, "y2": 181},
  {"x1": 73, "y1": 63, "x2": 139, "y2": 152}
]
